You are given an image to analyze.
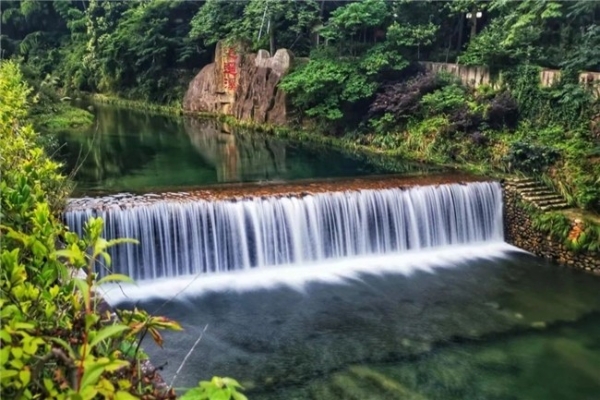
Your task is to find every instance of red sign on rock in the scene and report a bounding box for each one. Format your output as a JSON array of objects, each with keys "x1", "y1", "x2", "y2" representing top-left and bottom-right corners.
[{"x1": 222, "y1": 47, "x2": 238, "y2": 93}]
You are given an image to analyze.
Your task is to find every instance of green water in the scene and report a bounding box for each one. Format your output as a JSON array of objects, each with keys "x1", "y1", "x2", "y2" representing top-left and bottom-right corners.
[
  {"x1": 271, "y1": 316, "x2": 600, "y2": 400},
  {"x1": 57, "y1": 105, "x2": 420, "y2": 195},
  {"x1": 120, "y1": 251, "x2": 600, "y2": 400}
]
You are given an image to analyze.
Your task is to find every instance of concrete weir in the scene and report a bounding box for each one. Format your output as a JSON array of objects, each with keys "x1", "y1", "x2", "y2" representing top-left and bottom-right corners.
[
  {"x1": 66, "y1": 173, "x2": 489, "y2": 212},
  {"x1": 65, "y1": 175, "x2": 503, "y2": 280}
]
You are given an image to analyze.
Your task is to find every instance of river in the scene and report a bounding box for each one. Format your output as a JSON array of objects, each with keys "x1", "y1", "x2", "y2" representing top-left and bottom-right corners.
[{"x1": 60, "y1": 106, "x2": 600, "y2": 399}]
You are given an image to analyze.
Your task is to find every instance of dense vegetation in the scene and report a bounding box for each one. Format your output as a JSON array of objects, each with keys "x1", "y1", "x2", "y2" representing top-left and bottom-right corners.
[
  {"x1": 2, "y1": 0, "x2": 598, "y2": 212},
  {"x1": 0, "y1": 60, "x2": 247, "y2": 400}
]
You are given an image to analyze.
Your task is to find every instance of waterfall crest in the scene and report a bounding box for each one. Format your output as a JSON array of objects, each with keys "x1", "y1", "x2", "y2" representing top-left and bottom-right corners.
[{"x1": 65, "y1": 182, "x2": 503, "y2": 280}]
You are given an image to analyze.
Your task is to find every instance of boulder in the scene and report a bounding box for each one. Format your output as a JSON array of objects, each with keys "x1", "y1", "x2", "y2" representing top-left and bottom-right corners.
[{"x1": 183, "y1": 42, "x2": 293, "y2": 125}]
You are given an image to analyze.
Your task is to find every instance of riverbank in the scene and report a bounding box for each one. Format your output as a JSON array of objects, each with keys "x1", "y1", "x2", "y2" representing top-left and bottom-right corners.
[
  {"x1": 82, "y1": 93, "x2": 185, "y2": 116},
  {"x1": 77, "y1": 95, "x2": 599, "y2": 270}
]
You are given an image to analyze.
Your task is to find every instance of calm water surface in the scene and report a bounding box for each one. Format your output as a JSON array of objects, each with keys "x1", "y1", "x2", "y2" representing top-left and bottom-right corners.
[
  {"x1": 111, "y1": 249, "x2": 600, "y2": 400},
  {"x1": 57, "y1": 105, "x2": 427, "y2": 195}
]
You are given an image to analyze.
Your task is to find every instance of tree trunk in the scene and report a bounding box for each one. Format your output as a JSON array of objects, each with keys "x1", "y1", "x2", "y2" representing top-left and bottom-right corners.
[
  {"x1": 269, "y1": 19, "x2": 275, "y2": 56},
  {"x1": 457, "y1": 15, "x2": 464, "y2": 53},
  {"x1": 470, "y1": 7, "x2": 478, "y2": 42}
]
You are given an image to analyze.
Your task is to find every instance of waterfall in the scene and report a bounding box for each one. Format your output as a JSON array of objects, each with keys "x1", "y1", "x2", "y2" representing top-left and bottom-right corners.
[{"x1": 64, "y1": 182, "x2": 503, "y2": 280}]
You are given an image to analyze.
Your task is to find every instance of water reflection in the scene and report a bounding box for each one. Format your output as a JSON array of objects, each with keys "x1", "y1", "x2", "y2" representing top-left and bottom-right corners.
[
  {"x1": 56, "y1": 105, "x2": 396, "y2": 195},
  {"x1": 184, "y1": 118, "x2": 287, "y2": 183}
]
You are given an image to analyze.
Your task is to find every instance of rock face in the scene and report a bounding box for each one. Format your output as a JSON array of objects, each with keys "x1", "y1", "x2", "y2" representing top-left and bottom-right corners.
[
  {"x1": 502, "y1": 180, "x2": 600, "y2": 273},
  {"x1": 183, "y1": 42, "x2": 292, "y2": 125}
]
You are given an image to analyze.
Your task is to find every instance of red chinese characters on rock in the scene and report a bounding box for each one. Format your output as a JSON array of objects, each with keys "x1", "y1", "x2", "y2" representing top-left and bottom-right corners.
[{"x1": 222, "y1": 47, "x2": 238, "y2": 92}]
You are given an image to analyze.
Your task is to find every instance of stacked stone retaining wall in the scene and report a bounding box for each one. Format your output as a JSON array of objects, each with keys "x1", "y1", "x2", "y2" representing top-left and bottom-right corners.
[{"x1": 502, "y1": 182, "x2": 600, "y2": 273}]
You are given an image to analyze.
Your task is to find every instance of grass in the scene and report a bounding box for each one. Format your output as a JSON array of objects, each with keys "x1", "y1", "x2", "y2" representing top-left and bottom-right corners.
[
  {"x1": 83, "y1": 93, "x2": 184, "y2": 116},
  {"x1": 32, "y1": 102, "x2": 95, "y2": 131}
]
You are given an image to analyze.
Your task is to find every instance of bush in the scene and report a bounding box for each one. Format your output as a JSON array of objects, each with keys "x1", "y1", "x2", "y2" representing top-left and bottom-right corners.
[
  {"x1": 505, "y1": 141, "x2": 560, "y2": 174},
  {"x1": 368, "y1": 72, "x2": 444, "y2": 123},
  {"x1": 420, "y1": 84, "x2": 467, "y2": 116},
  {"x1": 486, "y1": 91, "x2": 519, "y2": 130},
  {"x1": 0, "y1": 61, "x2": 69, "y2": 217},
  {"x1": 1, "y1": 60, "x2": 185, "y2": 399}
]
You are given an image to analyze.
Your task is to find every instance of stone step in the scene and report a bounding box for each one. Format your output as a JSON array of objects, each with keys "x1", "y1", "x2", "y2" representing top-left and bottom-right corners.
[
  {"x1": 539, "y1": 203, "x2": 570, "y2": 211},
  {"x1": 521, "y1": 190, "x2": 560, "y2": 198},
  {"x1": 535, "y1": 198, "x2": 569, "y2": 206},
  {"x1": 522, "y1": 194, "x2": 565, "y2": 202},
  {"x1": 518, "y1": 187, "x2": 555, "y2": 195},
  {"x1": 514, "y1": 182, "x2": 544, "y2": 189},
  {"x1": 509, "y1": 177, "x2": 536, "y2": 183},
  {"x1": 534, "y1": 201, "x2": 568, "y2": 208}
]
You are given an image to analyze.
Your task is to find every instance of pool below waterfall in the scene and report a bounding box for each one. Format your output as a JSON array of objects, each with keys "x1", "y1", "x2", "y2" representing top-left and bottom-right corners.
[{"x1": 60, "y1": 106, "x2": 600, "y2": 399}]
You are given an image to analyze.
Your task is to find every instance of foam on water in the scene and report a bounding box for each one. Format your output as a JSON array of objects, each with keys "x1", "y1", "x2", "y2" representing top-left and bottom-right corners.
[{"x1": 99, "y1": 242, "x2": 522, "y2": 304}]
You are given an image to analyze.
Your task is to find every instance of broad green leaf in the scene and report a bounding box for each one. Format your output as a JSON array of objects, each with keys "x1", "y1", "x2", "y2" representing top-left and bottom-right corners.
[
  {"x1": 232, "y1": 392, "x2": 248, "y2": 400},
  {"x1": 90, "y1": 324, "x2": 130, "y2": 348},
  {"x1": 0, "y1": 347, "x2": 10, "y2": 365},
  {"x1": 115, "y1": 390, "x2": 139, "y2": 400},
  {"x1": 19, "y1": 368, "x2": 31, "y2": 386},
  {"x1": 80, "y1": 363, "x2": 105, "y2": 390},
  {"x1": 73, "y1": 278, "x2": 91, "y2": 311},
  {"x1": 0, "y1": 369, "x2": 18, "y2": 380}
]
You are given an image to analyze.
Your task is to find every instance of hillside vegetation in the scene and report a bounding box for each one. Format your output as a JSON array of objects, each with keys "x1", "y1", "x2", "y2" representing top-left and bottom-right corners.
[{"x1": 2, "y1": 0, "x2": 599, "y2": 210}]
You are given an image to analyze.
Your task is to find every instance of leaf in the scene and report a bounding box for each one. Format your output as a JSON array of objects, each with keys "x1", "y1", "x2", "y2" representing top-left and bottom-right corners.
[
  {"x1": 54, "y1": 248, "x2": 85, "y2": 266},
  {"x1": 74, "y1": 278, "x2": 90, "y2": 311},
  {"x1": 80, "y1": 363, "x2": 105, "y2": 390},
  {"x1": 232, "y1": 392, "x2": 248, "y2": 400},
  {"x1": 90, "y1": 325, "x2": 130, "y2": 348},
  {"x1": 179, "y1": 388, "x2": 205, "y2": 400},
  {"x1": 149, "y1": 328, "x2": 164, "y2": 348},
  {"x1": 96, "y1": 274, "x2": 136, "y2": 286},
  {"x1": 0, "y1": 369, "x2": 18, "y2": 379},
  {"x1": 19, "y1": 368, "x2": 31, "y2": 386},
  {"x1": 211, "y1": 389, "x2": 231, "y2": 400},
  {"x1": 0, "y1": 330, "x2": 11, "y2": 343},
  {"x1": 50, "y1": 337, "x2": 78, "y2": 359},
  {"x1": 0, "y1": 347, "x2": 10, "y2": 366},
  {"x1": 115, "y1": 391, "x2": 139, "y2": 400},
  {"x1": 222, "y1": 377, "x2": 243, "y2": 389}
]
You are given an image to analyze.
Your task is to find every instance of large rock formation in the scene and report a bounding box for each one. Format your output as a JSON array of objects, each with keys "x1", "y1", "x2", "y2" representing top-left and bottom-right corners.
[{"x1": 183, "y1": 42, "x2": 292, "y2": 125}]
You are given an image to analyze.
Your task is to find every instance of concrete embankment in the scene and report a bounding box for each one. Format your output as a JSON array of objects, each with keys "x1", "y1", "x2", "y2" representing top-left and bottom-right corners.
[{"x1": 66, "y1": 173, "x2": 489, "y2": 212}]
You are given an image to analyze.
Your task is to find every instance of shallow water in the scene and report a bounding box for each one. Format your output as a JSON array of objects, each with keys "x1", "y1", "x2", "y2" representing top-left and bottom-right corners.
[
  {"x1": 109, "y1": 247, "x2": 600, "y2": 399},
  {"x1": 56, "y1": 105, "x2": 422, "y2": 195}
]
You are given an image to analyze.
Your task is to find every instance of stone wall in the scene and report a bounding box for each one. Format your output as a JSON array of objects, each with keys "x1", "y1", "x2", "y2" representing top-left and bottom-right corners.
[
  {"x1": 502, "y1": 182, "x2": 600, "y2": 273},
  {"x1": 422, "y1": 62, "x2": 600, "y2": 97},
  {"x1": 183, "y1": 42, "x2": 292, "y2": 124}
]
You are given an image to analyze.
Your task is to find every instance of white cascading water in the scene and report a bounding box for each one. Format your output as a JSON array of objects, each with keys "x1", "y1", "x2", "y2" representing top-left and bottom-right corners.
[{"x1": 64, "y1": 182, "x2": 503, "y2": 280}]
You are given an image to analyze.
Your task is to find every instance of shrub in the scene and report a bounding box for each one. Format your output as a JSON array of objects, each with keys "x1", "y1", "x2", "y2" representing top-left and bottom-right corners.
[
  {"x1": 368, "y1": 72, "x2": 443, "y2": 122},
  {"x1": 420, "y1": 84, "x2": 467, "y2": 116},
  {"x1": 0, "y1": 61, "x2": 69, "y2": 217},
  {"x1": 1, "y1": 60, "x2": 184, "y2": 399},
  {"x1": 505, "y1": 141, "x2": 560, "y2": 174},
  {"x1": 486, "y1": 91, "x2": 519, "y2": 130}
]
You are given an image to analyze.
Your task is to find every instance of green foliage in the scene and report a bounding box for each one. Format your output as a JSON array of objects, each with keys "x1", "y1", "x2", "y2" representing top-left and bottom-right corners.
[
  {"x1": 505, "y1": 141, "x2": 560, "y2": 175},
  {"x1": 531, "y1": 211, "x2": 600, "y2": 253},
  {"x1": 421, "y1": 84, "x2": 467, "y2": 116},
  {"x1": 1, "y1": 59, "x2": 184, "y2": 400},
  {"x1": 32, "y1": 102, "x2": 95, "y2": 132},
  {"x1": 181, "y1": 377, "x2": 248, "y2": 400},
  {"x1": 280, "y1": 52, "x2": 378, "y2": 125},
  {"x1": 0, "y1": 60, "x2": 69, "y2": 216}
]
